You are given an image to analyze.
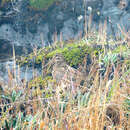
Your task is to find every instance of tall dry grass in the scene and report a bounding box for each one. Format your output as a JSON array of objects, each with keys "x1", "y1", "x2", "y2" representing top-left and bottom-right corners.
[
  {"x1": 0, "y1": 12, "x2": 129, "y2": 130},
  {"x1": 0, "y1": 46, "x2": 129, "y2": 129}
]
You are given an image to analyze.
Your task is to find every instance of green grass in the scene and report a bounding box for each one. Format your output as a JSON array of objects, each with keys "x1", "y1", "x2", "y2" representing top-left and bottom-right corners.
[
  {"x1": 17, "y1": 41, "x2": 96, "y2": 68},
  {"x1": 29, "y1": 0, "x2": 62, "y2": 10},
  {"x1": 1, "y1": 0, "x2": 61, "y2": 10}
]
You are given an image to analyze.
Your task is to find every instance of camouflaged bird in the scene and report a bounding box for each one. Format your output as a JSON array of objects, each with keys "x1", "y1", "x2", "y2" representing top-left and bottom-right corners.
[
  {"x1": 52, "y1": 53, "x2": 68, "y2": 83},
  {"x1": 52, "y1": 53, "x2": 86, "y2": 87}
]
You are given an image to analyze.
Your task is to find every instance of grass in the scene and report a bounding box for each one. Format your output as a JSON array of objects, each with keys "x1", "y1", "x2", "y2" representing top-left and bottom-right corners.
[
  {"x1": 1, "y1": 0, "x2": 62, "y2": 10},
  {"x1": 29, "y1": 0, "x2": 62, "y2": 10},
  {"x1": 0, "y1": 18, "x2": 130, "y2": 129}
]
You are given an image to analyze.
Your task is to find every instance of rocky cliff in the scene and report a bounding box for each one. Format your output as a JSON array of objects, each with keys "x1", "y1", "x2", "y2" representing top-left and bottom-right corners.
[{"x1": 0, "y1": 0, "x2": 129, "y2": 56}]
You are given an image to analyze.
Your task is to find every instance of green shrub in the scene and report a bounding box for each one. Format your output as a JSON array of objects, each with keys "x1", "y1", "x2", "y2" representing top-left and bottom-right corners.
[
  {"x1": 46, "y1": 43, "x2": 93, "y2": 68},
  {"x1": 29, "y1": 0, "x2": 61, "y2": 10},
  {"x1": 62, "y1": 45, "x2": 91, "y2": 68}
]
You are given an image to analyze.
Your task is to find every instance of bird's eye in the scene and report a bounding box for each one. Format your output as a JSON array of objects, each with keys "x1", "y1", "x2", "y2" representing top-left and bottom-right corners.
[{"x1": 123, "y1": 4, "x2": 126, "y2": 7}]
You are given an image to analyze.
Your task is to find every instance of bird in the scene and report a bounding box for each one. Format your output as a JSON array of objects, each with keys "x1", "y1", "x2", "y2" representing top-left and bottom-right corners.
[
  {"x1": 52, "y1": 53, "x2": 86, "y2": 87},
  {"x1": 52, "y1": 53, "x2": 67, "y2": 83}
]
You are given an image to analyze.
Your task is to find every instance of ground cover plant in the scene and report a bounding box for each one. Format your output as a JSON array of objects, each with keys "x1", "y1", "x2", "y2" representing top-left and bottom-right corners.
[
  {"x1": 0, "y1": 0, "x2": 62, "y2": 10},
  {"x1": 29, "y1": 0, "x2": 62, "y2": 10},
  {"x1": 0, "y1": 21, "x2": 130, "y2": 129}
]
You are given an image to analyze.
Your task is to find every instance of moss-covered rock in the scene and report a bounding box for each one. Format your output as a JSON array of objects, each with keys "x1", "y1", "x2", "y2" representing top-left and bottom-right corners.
[
  {"x1": 18, "y1": 38, "x2": 129, "y2": 71},
  {"x1": 28, "y1": 76, "x2": 56, "y2": 97},
  {"x1": 18, "y1": 40, "x2": 103, "y2": 68},
  {"x1": 29, "y1": 76, "x2": 53, "y2": 88},
  {"x1": 46, "y1": 43, "x2": 94, "y2": 68}
]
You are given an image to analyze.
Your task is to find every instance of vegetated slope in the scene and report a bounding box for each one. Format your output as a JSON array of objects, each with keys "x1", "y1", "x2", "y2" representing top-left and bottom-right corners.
[{"x1": 0, "y1": 32, "x2": 129, "y2": 129}]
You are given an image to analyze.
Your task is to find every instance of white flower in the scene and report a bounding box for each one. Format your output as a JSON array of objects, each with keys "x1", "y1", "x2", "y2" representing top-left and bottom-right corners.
[
  {"x1": 97, "y1": 11, "x2": 100, "y2": 15},
  {"x1": 78, "y1": 15, "x2": 83, "y2": 21},
  {"x1": 88, "y1": 6, "x2": 92, "y2": 12}
]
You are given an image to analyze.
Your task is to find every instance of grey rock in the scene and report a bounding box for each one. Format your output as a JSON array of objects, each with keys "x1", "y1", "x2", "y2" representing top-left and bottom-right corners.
[
  {"x1": 61, "y1": 19, "x2": 78, "y2": 41},
  {"x1": 119, "y1": 12, "x2": 130, "y2": 31},
  {"x1": 0, "y1": 0, "x2": 129, "y2": 49}
]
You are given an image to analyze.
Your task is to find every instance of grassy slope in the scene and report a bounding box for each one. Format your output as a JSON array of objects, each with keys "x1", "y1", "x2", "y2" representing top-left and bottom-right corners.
[{"x1": 0, "y1": 32, "x2": 130, "y2": 129}]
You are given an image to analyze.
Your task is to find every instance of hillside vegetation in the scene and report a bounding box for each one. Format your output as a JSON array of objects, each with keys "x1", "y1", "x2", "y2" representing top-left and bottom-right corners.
[
  {"x1": 0, "y1": 27, "x2": 130, "y2": 129},
  {"x1": 1, "y1": 0, "x2": 62, "y2": 9},
  {"x1": 29, "y1": 0, "x2": 62, "y2": 10}
]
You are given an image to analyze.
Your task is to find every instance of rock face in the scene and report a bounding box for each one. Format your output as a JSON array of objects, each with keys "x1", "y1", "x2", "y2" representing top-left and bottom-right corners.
[
  {"x1": 0, "y1": 0, "x2": 129, "y2": 82},
  {"x1": 0, "y1": 0, "x2": 129, "y2": 56}
]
